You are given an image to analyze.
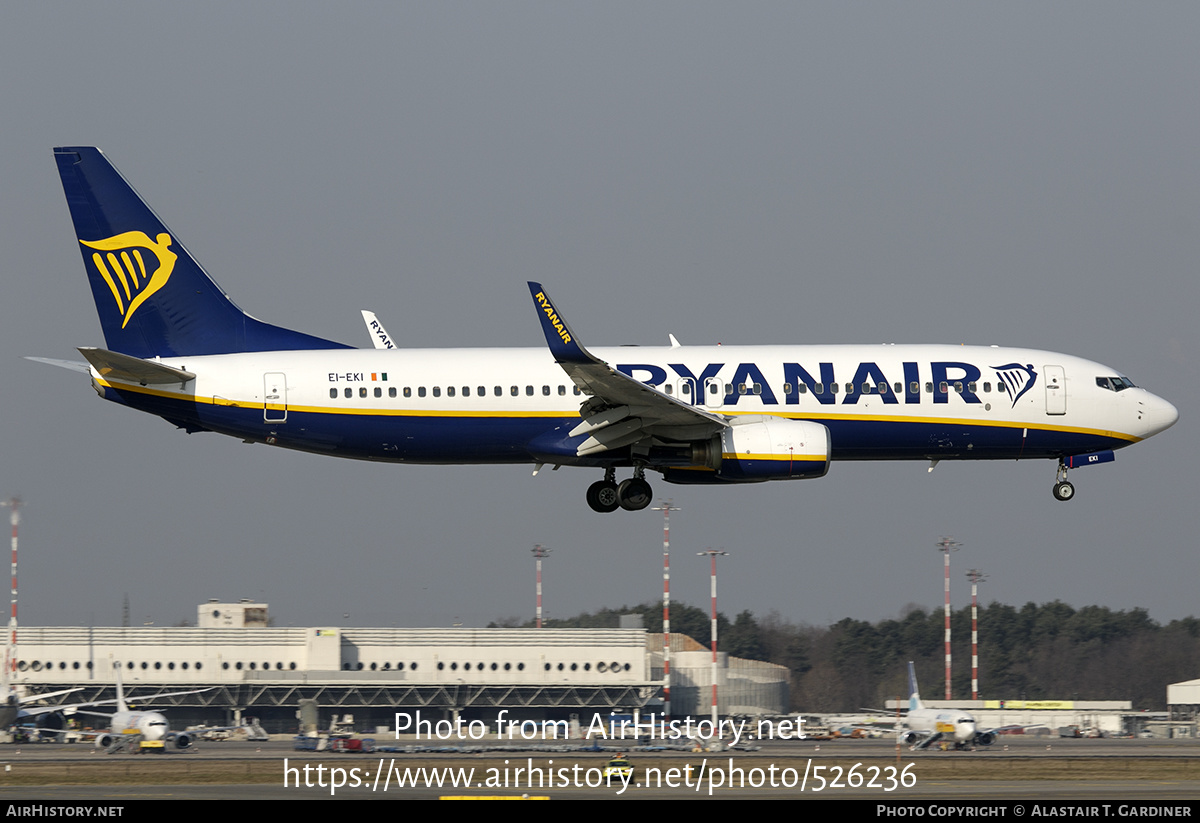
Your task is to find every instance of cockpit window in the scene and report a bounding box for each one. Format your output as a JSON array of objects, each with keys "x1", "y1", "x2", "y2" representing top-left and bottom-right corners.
[{"x1": 1096, "y1": 376, "x2": 1136, "y2": 392}]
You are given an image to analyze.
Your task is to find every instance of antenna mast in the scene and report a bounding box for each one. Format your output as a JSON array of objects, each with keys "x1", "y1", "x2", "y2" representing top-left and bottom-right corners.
[{"x1": 531, "y1": 545, "x2": 551, "y2": 628}]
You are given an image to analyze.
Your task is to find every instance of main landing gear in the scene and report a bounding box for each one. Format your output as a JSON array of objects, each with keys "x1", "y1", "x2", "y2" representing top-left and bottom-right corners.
[
  {"x1": 1053, "y1": 459, "x2": 1075, "y2": 502},
  {"x1": 587, "y1": 467, "x2": 653, "y2": 513}
]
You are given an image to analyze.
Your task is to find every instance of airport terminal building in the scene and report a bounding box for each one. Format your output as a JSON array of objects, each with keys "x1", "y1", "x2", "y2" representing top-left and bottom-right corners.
[{"x1": 10, "y1": 602, "x2": 789, "y2": 733}]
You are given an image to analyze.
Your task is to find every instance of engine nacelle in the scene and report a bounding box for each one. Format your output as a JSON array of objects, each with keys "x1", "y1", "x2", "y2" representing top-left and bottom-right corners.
[
  {"x1": 663, "y1": 417, "x2": 830, "y2": 483},
  {"x1": 33, "y1": 712, "x2": 67, "y2": 740},
  {"x1": 95, "y1": 733, "x2": 115, "y2": 749},
  {"x1": 899, "y1": 730, "x2": 920, "y2": 746},
  {"x1": 974, "y1": 731, "x2": 995, "y2": 746},
  {"x1": 171, "y1": 732, "x2": 192, "y2": 750}
]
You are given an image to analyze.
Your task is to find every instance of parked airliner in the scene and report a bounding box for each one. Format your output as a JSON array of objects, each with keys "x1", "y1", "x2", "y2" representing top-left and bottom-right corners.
[
  {"x1": 894, "y1": 662, "x2": 998, "y2": 750},
  {"x1": 42, "y1": 147, "x2": 1177, "y2": 512},
  {"x1": 46, "y1": 668, "x2": 212, "y2": 751},
  {"x1": 20, "y1": 682, "x2": 208, "y2": 748},
  {"x1": 0, "y1": 687, "x2": 86, "y2": 735}
]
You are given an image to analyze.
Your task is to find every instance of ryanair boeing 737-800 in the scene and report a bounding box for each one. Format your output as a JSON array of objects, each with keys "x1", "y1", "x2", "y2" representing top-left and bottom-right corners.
[{"x1": 39, "y1": 147, "x2": 1177, "y2": 512}]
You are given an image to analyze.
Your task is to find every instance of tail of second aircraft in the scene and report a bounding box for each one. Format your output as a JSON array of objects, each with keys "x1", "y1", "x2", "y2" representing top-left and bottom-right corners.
[
  {"x1": 114, "y1": 663, "x2": 128, "y2": 714},
  {"x1": 907, "y1": 661, "x2": 924, "y2": 712},
  {"x1": 54, "y1": 147, "x2": 351, "y2": 359}
]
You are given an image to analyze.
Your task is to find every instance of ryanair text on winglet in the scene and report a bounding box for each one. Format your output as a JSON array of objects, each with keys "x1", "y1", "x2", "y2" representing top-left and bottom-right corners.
[{"x1": 534, "y1": 292, "x2": 572, "y2": 344}]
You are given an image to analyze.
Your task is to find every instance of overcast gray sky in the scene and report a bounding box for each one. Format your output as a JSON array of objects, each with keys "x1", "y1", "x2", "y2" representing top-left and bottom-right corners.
[{"x1": 1, "y1": 2, "x2": 1195, "y2": 632}]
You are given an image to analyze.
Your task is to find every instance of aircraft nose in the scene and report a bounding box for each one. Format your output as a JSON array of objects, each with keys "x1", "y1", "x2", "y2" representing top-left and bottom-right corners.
[{"x1": 1142, "y1": 393, "x2": 1179, "y2": 438}]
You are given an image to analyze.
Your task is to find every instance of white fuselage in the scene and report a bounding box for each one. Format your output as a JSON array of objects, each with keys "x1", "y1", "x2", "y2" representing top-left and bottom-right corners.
[
  {"x1": 906, "y1": 708, "x2": 977, "y2": 745},
  {"x1": 109, "y1": 709, "x2": 170, "y2": 741},
  {"x1": 92, "y1": 343, "x2": 1176, "y2": 468}
]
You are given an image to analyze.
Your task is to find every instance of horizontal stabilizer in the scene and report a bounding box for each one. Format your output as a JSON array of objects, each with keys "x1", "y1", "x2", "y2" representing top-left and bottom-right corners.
[
  {"x1": 78, "y1": 347, "x2": 195, "y2": 385},
  {"x1": 25, "y1": 357, "x2": 91, "y2": 375}
]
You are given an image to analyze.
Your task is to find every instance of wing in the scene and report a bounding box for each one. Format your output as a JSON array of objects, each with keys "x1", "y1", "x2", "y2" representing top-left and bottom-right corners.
[
  {"x1": 20, "y1": 686, "x2": 213, "y2": 718},
  {"x1": 527, "y1": 282, "x2": 727, "y2": 457},
  {"x1": 18, "y1": 687, "x2": 83, "y2": 704},
  {"x1": 32, "y1": 727, "x2": 104, "y2": 741},
  {"x1": 18, "y1": 705, "x2": 82, "y2": 719},
  {"x1": 179, "y1": 721, "x2": 268, "y2": 741}
]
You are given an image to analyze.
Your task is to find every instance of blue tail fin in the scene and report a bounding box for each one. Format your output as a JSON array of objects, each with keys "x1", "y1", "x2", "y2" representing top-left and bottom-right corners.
[
  {"x1": 907, "y1": 661, "x2": 924, "y2": 712},
  {"x1": 54, "y1": 147, "x2": 351, "y2": 359}
]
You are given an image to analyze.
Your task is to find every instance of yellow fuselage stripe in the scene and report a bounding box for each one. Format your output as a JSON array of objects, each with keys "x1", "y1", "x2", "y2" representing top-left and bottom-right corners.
[{"x1": 722, "y1": 453, "x2": 827, "y2": 462}]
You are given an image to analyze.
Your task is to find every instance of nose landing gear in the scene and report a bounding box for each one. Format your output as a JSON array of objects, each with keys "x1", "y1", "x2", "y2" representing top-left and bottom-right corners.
[
  {"x1": 1053, "y1": 459, "x2": 1075, "y2": 501},
  {"x1": 586, "y1": 467, "x2": 653, "y2": 512}
]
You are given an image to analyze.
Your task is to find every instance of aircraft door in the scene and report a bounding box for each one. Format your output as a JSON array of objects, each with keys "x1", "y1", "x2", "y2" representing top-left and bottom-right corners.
[
  {"x1": 676, "y1": 378, "x2": 698, "y2": 406},
  {"x1": 704, "y1": 377, "x2": 724, "y2": 409},
  {"x1": 1044, "y1": 365, "x2": 1066, "y2": 415},
  {"x1": 264, "y1": 372, "x2": 288, "y2": 423}
]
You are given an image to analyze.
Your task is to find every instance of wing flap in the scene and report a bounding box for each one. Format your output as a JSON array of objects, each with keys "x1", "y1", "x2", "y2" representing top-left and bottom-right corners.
[
  {"x1": 577, "y1": 418, "x2": 647, "y2": 455},
  {"x1": 569, "y1": 405, "x2": 654, "y2": 438}
]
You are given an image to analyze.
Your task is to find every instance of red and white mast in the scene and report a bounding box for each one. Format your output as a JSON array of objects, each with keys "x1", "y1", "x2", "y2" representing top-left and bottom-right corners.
[
  {"x1": 651, "y1": 500, "x2": 679, "y2": 720},
  {"x1": 966, "y1": 568, "x2": 987, "y2": 700},
  {"x1": 936, "y1": 536, "x2": 960, "y2": 701},
  {"x1": 2, "y1": 498, "x2": 20, "y2": 692},
  {"x1": 698, "y1": 549, "x2": 728, "y2": 730}
]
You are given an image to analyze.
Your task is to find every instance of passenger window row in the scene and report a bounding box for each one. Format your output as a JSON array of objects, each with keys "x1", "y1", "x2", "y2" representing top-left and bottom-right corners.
[
  {"x1": 326, "y1": 380, "x2": 1012, "y2": 402},
  {"x1": 329, "y1": 385, "x2": 583, "y2": 400}
]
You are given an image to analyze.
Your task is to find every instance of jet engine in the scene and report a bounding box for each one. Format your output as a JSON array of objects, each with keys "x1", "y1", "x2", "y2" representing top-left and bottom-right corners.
[
  {"x1": 662, "y1": 417, "x2": 831, "y2": 484},
  {"x1": 973, "y1": 731, "x2": 995, "y2": 746},
  {"x1": 33, "y1": 711, "x2": 67, "y2": 740},
  {"x1": 898, "y1": 730, "x2": 921, "y2": 746},
  {"x1": 170, "y1": 731, "x2": 192, "y2": 750}
]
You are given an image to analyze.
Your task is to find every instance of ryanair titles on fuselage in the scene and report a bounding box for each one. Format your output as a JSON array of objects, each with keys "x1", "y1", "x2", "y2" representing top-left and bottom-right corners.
[{"x1": 612, "y1": 359, "x2": 1036, "y2": 407}]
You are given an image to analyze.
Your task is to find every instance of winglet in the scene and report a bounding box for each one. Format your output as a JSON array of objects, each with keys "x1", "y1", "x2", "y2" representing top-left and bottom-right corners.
[
  {"x1": 527, "y1": 282, "x2": 592, "y2": 364},
  {"x1": 360, "y1": 310, "x2": 396, "y2": 350}
]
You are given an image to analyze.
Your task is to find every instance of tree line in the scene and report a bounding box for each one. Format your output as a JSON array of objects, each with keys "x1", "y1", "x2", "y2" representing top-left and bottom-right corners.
[{"x1": 491, "y1": 601, "x2": 1200, "y2": 711}]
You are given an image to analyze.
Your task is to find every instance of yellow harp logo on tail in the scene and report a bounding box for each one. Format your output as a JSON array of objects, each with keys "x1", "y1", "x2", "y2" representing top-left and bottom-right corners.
[{"x1": 80, "y1": 231, "x2": 178, "y2": 328}]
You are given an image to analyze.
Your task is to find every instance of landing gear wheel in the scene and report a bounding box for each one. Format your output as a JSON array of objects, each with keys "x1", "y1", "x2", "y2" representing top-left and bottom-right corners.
[
  {"x1": 617, "y1": 478, "x2": 653, "y2": 511},
  {"x1": 586, "y1": 480, "x2": 620, "y2": 513},
  {"x1": 1053, "y1": 481, "x2": 1075, "y2": 501}
]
